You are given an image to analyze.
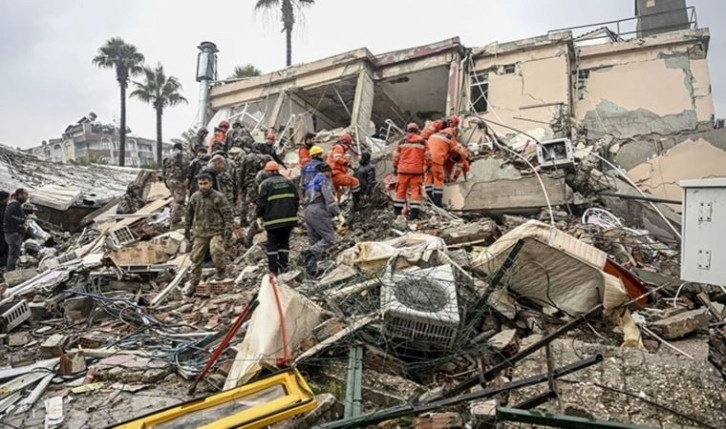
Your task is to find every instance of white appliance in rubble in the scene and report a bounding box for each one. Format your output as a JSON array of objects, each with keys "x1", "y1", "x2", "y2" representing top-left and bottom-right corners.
[
  {"x1": 680, "y1": 178, "x2": 726, "y2": 285},
  {"x1": 536, "y1": 138, "x2": 574, "y2": 168},
  {"x1": 380, "y1": 264, "x2": 460, "y2": 349}
]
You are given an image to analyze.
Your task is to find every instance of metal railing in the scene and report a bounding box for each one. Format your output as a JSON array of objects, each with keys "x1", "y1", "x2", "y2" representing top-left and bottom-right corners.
[{"x1": 550, "y1": 6, "x2": 697, "y2": 43}]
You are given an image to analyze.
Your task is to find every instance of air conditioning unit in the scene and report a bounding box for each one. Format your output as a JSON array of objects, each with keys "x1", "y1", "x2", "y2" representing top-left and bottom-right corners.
[
  {"x1": 537, "y1": 138, "x2": 574, "y2": 169},
  {"x1": 381, "y1": 265, "x2": 460, "y2": 349}
]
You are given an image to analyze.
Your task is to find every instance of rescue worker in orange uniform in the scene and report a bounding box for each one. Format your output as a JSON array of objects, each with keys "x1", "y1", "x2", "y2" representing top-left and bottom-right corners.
[
  {"x1": 327, "y1": 134, "x2": 362, "y2": 209},
  {"x1": 393, "y1": 123, "x2": 427, "y2": 220},
  {"x1": 444, "y1": 142, "x2": 470, "y2": 183},
  {"x1": 298, "y1": 132, "x2": 316, "y2": 167},
  {"x1": 421, "y1": 118, "x2": 445, "y2": 140},
  {"x1": 424, "y1": 118, "x2": 460, "y2": 207},
  {"x1": 207, "y1": 120, "x2": 230, "y2": 154}
]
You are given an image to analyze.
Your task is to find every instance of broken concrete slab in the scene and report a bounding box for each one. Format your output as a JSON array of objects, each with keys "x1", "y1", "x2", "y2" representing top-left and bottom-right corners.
[
  {"x1": 3, "y1": 269, "x2": 39, "y2": 287},
  {"x1": 108, "y1": 242, "x2": 168, "y2": 266},
  {"x1": 650, "y1": 309, "x2": 709, "y2": 340},
  {"x1": 443, "y1": 176, "x2": 572, "y2": 215},
  {"x1": 440, "y1": 219, "x2": 497, "y2": 246}
]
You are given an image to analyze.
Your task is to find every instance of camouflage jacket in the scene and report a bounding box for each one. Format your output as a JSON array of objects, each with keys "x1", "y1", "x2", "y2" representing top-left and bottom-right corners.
[
  {"x1": 218, "y1": 158, "x2": 237, "y2": 194},
  {"x1": 185, "y1": 189, "x2": 233, "y2": 238},
  {"x1": 237, "y1": 153, "x2": 273, "y2": 190},
  {"x1": 162, "y1": 150, "x2": 189, "y2": 183},
  {"x1": 117, "y1": 193, "x2": 146, "y2": 215}
]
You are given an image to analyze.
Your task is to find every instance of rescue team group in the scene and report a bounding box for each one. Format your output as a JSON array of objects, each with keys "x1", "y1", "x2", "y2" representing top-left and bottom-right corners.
[{"x1": 157, "y1": 116, "x2": 468, "y2": 291}]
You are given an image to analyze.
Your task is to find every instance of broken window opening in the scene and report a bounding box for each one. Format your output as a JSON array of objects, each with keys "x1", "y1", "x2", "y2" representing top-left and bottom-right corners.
[
  {"x1": 470, "y1": 72, "x2": 489, "y2": 113},
  {"x1": 503, "y1": 64, "x2": 516, "y2": 74},
  {"x1": 577, "y1": 69, "x2": 590, "y2": 100}
]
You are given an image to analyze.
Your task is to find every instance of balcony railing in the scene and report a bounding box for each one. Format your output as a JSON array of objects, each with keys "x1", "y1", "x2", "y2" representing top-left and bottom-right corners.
[{"x1": 550, "y1": 6, "x2": 697, "y2": 43}]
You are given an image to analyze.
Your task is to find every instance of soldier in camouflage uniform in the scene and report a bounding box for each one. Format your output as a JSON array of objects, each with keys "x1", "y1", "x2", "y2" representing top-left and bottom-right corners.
[
  {"x1": 117, "y1": 183, "x2": 146, "y2": 214},
  {"x1": 226, "y1": 120, "x2": 254, "y2": 151},
  {"x1": 188, "y1": 147, "x2": 210, "y2": 195},
  {"x1": 217, "y1": 152, "x2": 237, "y2": 216},
  {"x1": 194, "y1": 128, "x2": 209, "y2": 153},
  {"x1": 235, "y1": 150, "x2": 273, "y2": 246},
  {"x1": 162, "y1": 143, "x2": 189, "y2": 225},
  {"x1": 184, "y1": 171, "x2": 234, "y2": 295}
]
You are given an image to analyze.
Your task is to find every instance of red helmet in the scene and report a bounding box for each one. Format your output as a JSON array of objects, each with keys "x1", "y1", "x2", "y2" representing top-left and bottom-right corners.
[
  {"x1": 406, "y1": 122, "x2": 419, "y2": 132},
  {"x1": 339, "y1": 134, "x2": 353, "y2": 145},
  {"x1": 447, "y1": 116, "x2": 460, "y2": 128},
  {"x1": 218, "y1": 120, "x2": 230, "y2": 130}
]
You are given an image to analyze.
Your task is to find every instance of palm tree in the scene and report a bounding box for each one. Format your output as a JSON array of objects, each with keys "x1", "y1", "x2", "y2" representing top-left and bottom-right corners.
[
  {"x1": 229, "y1": 64, "x2": 262, "y2": 80},
  {"x1": 255, "y1": 0, "x2": 315, "y2": 66},
  {"x1": 92, "y1": 38, "x2": 145, "y2": 167},
  {"x1": 130, "y1": 64, "x2": 188, "y2": 165}
]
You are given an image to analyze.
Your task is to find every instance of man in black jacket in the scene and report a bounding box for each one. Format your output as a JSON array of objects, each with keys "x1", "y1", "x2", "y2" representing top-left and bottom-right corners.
[
  {"x1": 4, "y1": 189, "x2": 28, "y2": 271},
  {"x1": 256, "y1": 161, "x2": 299, "y2": 275},
  {"x1": 0, "y1": 191, "x2": 9, "y2": 270}
]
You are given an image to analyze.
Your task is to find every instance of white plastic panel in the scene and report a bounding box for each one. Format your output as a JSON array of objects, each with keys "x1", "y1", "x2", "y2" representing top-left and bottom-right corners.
[{"x1": 681, "y1": 179, "x2": 726, "y2": 285}]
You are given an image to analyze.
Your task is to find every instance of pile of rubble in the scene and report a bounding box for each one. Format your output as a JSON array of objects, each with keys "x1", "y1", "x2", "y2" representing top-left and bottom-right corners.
[{"x1": 0, "y1": 127, "x2": 725, "y2": 429}]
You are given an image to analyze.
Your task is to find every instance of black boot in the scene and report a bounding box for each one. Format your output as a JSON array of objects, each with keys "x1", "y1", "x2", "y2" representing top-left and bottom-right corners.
[
  {"x1": 267, "y1": 252, "x2": 279, "y2": 275},
  {"x1": 352, "y1": 192, "x2": 362, "y2": 211},
  {"x1": 432, "y1": 193, "x2": 443, "y2": 208},
  {"x1": 305, "y1": 253, "x2": 319, "y2": 276},
  {"x1": 278, "y1": 251, "x2": 289, "y2": 273},
  {"x1": 409, "y1": 208, "x2": 420, "y2": 221}
]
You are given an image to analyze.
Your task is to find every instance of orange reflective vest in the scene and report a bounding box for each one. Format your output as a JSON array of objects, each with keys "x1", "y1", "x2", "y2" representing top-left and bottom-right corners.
[{"x1": 393, "y1": 133, "x2": 427, "y2": 175}]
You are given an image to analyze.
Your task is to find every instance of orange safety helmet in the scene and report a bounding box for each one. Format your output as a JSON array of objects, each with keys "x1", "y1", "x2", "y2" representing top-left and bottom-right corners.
[
  {"x1": 218, "y1": 120, "x2": 230, "y2": 130},
  {"x1": 447, "y1": 116, "x2": 460, "y2": 128},
  {"x1": 406, "y1": 122, "x2": 419, "y2": 132},
  {"x1": 266, "y1": 132, "x2": 276, "y2": 142}
]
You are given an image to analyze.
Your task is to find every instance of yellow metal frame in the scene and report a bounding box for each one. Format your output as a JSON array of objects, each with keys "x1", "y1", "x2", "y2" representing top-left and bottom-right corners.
[{"x1": 112, "y1": 369, "x2": 317, "y2": 429}]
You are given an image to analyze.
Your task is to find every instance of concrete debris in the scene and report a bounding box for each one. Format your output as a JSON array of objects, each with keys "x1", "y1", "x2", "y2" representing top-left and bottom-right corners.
[{"x1": 649, "y1": 309, "x2": 710, "y2": 340}]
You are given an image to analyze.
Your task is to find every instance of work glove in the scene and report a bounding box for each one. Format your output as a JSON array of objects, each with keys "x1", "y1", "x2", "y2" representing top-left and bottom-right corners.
[
  {"x1": 337, "y1": 213, "x2": 346, "y2": 226},
  {"x1": 256, "y1": 218, "x2": 263, "y2": 229}
]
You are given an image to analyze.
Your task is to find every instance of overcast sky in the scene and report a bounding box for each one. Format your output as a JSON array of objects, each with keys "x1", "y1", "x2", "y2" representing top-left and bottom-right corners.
[{"x1": 1, "y1": 0, "x2": 723, "y2": 148}]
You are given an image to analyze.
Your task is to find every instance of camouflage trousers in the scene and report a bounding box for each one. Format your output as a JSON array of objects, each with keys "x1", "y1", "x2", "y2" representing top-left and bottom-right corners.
[
  {"x1": 238, "y1": 186, "x2": 257, "y2": 226},
  {"x1": 221, "y1": 186, "x2": 236, "y2": 216},
  {"x1": 167, "y1": 180, "x2": 187, "y2": 224},
  {"x1": 189, "y1": 235, "x2": 227, "y2": 284}
]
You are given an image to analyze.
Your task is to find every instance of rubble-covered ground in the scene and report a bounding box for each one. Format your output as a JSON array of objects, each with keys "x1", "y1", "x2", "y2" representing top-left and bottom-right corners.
[{"x1": 1, "y1": 126, "x2": 726, "y2": 429}]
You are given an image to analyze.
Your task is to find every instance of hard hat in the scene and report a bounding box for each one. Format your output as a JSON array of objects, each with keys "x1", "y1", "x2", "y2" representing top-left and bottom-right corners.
[
  {"x1": 309, "y1": 145, "x2": 324, "y2": 156},
  {"x1": 406, "y1": 122, "x2": 419, "y2": 132},
  {"x1": 339, "y1": 134, "x2": 353, "y2": 145},
  {"x1": 219, "y1": 120, "x2": 230, "y2": 129},
  {"x1": 264, "y1": 161, "x2": 279, "y2": 172},
  {"x1": 447, "y1": 116, "x2": 460, "y2": 128}
]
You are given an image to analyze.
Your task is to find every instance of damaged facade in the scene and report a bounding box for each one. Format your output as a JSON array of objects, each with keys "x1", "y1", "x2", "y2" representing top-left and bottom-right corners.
[
  {"x1": 208, "y1": 12, "x2": 719, "y2": 206},
  {"x1": 25, "y1": 113, "x2": 173, "y2": 167}
]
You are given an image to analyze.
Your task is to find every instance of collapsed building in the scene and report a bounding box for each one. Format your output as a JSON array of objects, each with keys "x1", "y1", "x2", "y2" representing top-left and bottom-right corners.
[
  {"x1": 1, "y1": 3, "x2": 726, "y2": 429},
  {"x1": 207, "y1": 6, "x2": 719, "y2": 209}
]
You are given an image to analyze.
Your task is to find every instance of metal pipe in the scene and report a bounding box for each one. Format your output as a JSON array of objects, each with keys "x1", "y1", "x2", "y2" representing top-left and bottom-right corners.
[
  {"x1": 598, "y1": 192, "x2": 682, "y2": 205},
  {"x1": 433, "y1": 304, "x2": 603, "y2": 400},
  {"x1": 315, "y1": 355, "x2": 603, "y2": 429},
  {"x1": 196, "y1": 80, "x2": 211, "y2": 129}
]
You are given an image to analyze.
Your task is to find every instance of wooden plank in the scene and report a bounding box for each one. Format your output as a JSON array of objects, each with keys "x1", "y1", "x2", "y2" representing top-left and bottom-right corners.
[
  {"x1": 113, "y1": 197, "x2": 172, "y2": 230},
  {"x1": 294, "y1": 315, "x2": 377, "y2": 364}
]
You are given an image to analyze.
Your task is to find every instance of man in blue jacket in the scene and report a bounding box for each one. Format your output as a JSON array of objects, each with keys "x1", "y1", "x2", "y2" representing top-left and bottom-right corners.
[{"x1": 301, "y1": 163, "x2": 339, "y2": 276}]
